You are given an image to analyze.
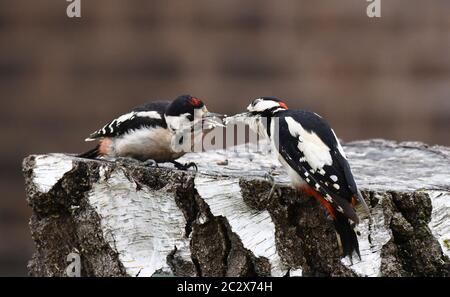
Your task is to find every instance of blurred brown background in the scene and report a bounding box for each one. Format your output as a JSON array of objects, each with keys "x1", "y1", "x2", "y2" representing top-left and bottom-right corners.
[{"x1": 0, "y1": 0, "x2": 449, "y2": 276}]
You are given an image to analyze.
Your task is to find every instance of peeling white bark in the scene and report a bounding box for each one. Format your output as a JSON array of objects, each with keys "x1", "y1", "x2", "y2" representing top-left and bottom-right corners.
[
  {"x1": 195, "y1": 176, "x2": 287, "y2": 276},
  {"x1": 341, "y1": 193, "x2": 392, "y2": 276},
  {"x1": 428, "y1": 190, "x2": 450, "y2": 258},
  {"x1": 87, "y1": 166, "x2": 191, "y2": 277},
  {"x1": 289, "y1": 268, "x2": 303, "y2": 277},
  {"x1": 32, "y1": 154, "x2": 73, "y2": 193},
  {"x1": 25, "y1": 139, "x2": 450, "y2": 277}
]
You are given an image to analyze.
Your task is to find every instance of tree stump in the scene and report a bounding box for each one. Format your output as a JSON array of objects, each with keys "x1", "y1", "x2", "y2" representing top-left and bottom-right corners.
[{"x1": 23, "y1": 140, "x2": 450, "y2": 276}]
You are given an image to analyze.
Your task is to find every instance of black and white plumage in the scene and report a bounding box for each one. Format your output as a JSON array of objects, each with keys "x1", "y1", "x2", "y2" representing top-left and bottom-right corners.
[
  {"x1": 228, "y1": 97, "x2": 369, "y2": 259},
  {"x1": 79, "y1": 95, "x2": 220, "y2": 167},
  {"x1": 85, "y1": 101, "x2": 169, "y2": 142}
]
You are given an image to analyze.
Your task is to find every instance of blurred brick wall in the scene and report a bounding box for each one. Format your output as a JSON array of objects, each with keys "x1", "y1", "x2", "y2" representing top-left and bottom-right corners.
[{"x1": 0, "y1": 0, "x2": 449, "y2": 275}]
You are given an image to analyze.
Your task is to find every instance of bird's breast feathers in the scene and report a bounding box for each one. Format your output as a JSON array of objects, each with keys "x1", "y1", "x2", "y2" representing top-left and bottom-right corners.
[{"x1": 111, "y1": 126, "x2": 183, "y2": 162}]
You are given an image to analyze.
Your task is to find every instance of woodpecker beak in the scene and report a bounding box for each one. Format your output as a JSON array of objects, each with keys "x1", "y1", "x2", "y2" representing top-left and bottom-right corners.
[
  {"x1": 203, "y1": 111, "x2": 224, "y2": 120},
  {"x1": 202, "y1": 111, "x2": 226, "y2": 128},
  {"x1": 224, "y1": 112, "x2": 251, "y2": 126}
]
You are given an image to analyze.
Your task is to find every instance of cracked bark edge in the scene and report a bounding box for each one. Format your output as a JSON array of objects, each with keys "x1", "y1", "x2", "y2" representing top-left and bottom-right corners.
[
  {"x1": 24, "y1": 146, "x2": 450, "y2": 277},
  {"x1": 24, "y1": 155, "x2": 127, "y2": 276},
  {"x1": 384, "y1": 191, "x2": 450, "y2": 276},
  {"x1": 24, "y1": 155, "x2": 274, "y2": 277},
  {"x1": 175, "y1": 175, "x2": 272, "y2": 277}
]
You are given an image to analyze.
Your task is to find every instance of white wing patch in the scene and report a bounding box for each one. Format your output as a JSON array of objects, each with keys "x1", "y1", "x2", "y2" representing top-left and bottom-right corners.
[
  {"x1": 115, "y1": 112, "x2": 136, "y2": 123},
  {"x1": 114, "y1": 110, "x2": 161, "y2": 124},
  {"x1": 85, "y1": 110, "x2": 162, "y2": 141},
  {"x1": 135, "y1": 111, "x2": 162, "y2": 119},
  {"x1": 284, "y1": 117, "x2": 333, "y2": 171}
]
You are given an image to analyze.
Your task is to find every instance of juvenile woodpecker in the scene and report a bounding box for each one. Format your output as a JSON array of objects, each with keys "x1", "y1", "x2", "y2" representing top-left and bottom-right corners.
[
  {"x1": 227, "y1": 97, "x2": 369, "y2": 259},
  {"x1": 79, "y1": 94, "x2": 221, "y2": 170}
]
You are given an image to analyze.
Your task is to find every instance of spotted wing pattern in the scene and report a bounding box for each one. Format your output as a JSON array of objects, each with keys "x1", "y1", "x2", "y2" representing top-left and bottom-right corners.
[
  {"x1": 275, "y1": 110, "x2": 364, "y2": 224},
  {"x1": 86, "y1": 101, "x2": 170, "y2": 141}
]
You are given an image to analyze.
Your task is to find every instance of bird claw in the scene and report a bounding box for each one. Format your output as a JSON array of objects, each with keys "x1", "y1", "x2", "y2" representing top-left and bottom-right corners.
[
  {"x1": 115, "y1": 157, "x2": 159, "y2": 168},
  {"x1": 264, "y1": 172, "x2": 283, "y2": 199},
  {"x1": 264, "y1": 172, "x2": 275, "y2": 184},
  {"x1": 115, "y1": 157, "x2": 141, "y2": 166},
  {"x1": 172, "y1": 161, "x2": 198, "y2": 172}
]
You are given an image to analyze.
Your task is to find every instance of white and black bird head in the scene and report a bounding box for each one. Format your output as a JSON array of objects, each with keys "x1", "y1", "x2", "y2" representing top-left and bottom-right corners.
[
  {"x1": 80, "y1": 94, "x2": 224, "y2": 163},
  {"x1": 226, "y1": 96, "x2": 288, "y2": 136},
  {"x1": 246, "y1": 97, "x2": 289, "y2": 116},
  {"x1": 228, "y1": 96, "x2": 370, "y2": 259},
  {"x1": 164, "y1": 94, "x2": 223, "y2": 133}
]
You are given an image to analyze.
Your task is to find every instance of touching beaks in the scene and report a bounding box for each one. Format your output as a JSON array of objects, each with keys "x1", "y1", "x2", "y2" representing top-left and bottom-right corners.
[
  {"x1": 203, "y1": 111, "x2": 225, "y2": 120},
  {"x1": 224, "y1": 112, "x2": 251, "y2": 125},
  {"x1": 202, "y1": 111, "x2": 226, "y2": 127}
]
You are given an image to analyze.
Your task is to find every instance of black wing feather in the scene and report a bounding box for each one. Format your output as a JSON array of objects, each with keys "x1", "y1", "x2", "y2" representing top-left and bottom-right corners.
[
  {"x1": 276, "y1": 130, "x2": 359, "y2": 223},
  {"x1": 87, "y1": 101, "x2": 170, "y2": 139},
  {"x1": 276, "y1": 110, "x2": 360, "y2": 223},
  {"x1": 284, "y1": 111, "x2": 363, "y2": 199},
  {"x1": 275, "y1": 111, "x2": 364, "y2": 258}
]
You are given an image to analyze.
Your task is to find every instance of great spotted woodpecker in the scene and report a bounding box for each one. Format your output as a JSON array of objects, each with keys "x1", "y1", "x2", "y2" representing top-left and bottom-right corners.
[
  {"x1": 227, "y1": 97, "x2": 369, "y2": 259},
  {"x1": 79, "y1": 94, "x2": 222, "y2": 170}
]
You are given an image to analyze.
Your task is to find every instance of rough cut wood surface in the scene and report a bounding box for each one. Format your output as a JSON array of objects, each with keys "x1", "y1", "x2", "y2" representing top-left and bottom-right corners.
[{"x1": 23, "y1": 139, "x2": 450, "y2": 276}]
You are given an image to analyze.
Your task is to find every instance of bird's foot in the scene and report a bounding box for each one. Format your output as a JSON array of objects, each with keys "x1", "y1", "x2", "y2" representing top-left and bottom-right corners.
[
  {"x1": 115, "y1": 157, "x2": 141, "y2": 166},
  {"x1": 264, "y1": 172, "x2": 283, "y2": 199},
  {"x1": 172, "y1": 161, "x2": 198, "y2": 172},
  {"x1": 115, "y1": 157, "x2": 158, "y2": 168}
]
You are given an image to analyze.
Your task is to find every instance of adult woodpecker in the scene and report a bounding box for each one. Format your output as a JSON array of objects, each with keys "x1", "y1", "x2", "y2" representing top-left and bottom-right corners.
[
  {"x1": 227, "y1": 97, "x2": 369, "y2": 259},
  {"x1": 79, "y1": 94, "x2": 222, "y2": 170}
]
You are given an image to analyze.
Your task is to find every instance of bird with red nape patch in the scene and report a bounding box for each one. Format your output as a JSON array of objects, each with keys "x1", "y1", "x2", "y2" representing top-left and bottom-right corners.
[
  {"x1": 79, "y1": 94, "x2": 223, "y2": 171},
  {"x1": 226, "y1": 96, "x2": 370, "y2": 260}
]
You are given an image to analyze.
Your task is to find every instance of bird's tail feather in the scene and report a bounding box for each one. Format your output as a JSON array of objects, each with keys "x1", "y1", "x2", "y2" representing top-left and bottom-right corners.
[
  {"x1": 78, "y1": 145, "x2": 100, "y2": 159},
  {"x1": 334, "y1": 211, "x2": 360, "y2": 260}
]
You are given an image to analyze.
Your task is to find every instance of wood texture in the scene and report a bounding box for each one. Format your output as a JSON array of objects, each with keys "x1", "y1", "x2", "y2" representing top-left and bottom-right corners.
[{"x1": 23, "y1": 140, "x2": 450, "y2": 276}]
